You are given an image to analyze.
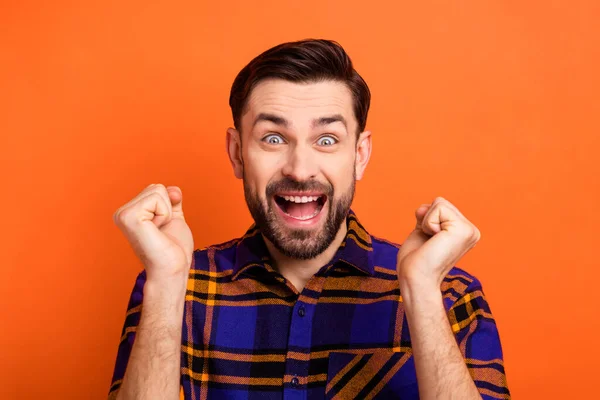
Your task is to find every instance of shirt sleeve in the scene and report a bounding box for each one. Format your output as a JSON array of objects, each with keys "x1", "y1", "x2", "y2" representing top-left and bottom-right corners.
[
  {"x1": 107, "y1": 270, "x2": 147, "y2": 400},
  {"x1": 447, "y1": 276, "x2": 511, "y2": 400}
]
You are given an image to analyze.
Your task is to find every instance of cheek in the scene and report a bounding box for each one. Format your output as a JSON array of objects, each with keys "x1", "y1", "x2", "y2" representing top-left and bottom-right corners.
[
  {"x1": 244, "y1": 158, "x2": 280, "y2": 195},
  {"x1": 323, "y1": 160, "x2": 355, "y2": 195},
  {"x1": 246, "y1": 148, "x2": 285, "y2": 182}
]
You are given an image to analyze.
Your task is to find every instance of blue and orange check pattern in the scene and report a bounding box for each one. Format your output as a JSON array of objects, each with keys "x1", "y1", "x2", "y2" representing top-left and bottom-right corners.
[{"x1": 108, "y1": 209, "x2": 511, "y2": 399}]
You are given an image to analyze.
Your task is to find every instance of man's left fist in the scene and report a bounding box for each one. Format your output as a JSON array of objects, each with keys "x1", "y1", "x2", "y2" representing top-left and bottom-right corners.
[{"x1": 396, "y1": 197, "x2": 481, "y2": 289}]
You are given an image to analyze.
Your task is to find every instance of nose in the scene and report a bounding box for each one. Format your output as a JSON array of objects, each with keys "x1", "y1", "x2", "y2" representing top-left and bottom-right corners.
[{"x1": 281, "y1": 143, "x2": 318, "y2": 182}]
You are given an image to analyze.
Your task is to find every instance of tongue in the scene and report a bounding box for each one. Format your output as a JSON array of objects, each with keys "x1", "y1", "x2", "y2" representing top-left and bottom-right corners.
[{"x1": 285, "y1": 201, "x2": 318, "y2": 218}]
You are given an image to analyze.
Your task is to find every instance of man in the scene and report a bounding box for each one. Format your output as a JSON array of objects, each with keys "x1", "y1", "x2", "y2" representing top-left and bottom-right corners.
[{"x1": 109, "y1": 39, "x2": 510, "y2": 399}]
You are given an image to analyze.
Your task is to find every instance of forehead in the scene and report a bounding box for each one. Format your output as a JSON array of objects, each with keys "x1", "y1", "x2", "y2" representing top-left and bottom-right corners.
[{"x1": 242, "y1": 78, "x2": 355, "y2": 129}]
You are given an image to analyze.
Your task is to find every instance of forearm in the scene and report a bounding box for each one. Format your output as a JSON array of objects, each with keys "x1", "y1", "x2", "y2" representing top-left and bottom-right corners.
[
  {"x1": 400, "y1": 278, "x2": 481, "y2": 400},
  {"x1": 116, "y1": 275, "x2": 187, "y2": 400}
]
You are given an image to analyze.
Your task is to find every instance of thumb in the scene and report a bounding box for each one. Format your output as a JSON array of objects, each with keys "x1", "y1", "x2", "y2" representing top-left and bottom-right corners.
[
  {"x1": 167, "y1": 186, "x2": 184, "y2": 216},
  {"x1": 397, "y1": 205, "x2": 430, "y2": 263},
  {"x1": 414, "y1": 204, "x2": 429, "y2": 229}
]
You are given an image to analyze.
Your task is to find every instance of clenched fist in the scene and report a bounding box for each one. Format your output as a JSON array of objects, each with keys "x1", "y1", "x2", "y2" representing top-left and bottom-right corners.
[
  {"x1": 113, "y1": 183, "x2": 194, "y2": 282},
  {"x1": 396, "y1": 197, "x2": 481, "y2": 290}
]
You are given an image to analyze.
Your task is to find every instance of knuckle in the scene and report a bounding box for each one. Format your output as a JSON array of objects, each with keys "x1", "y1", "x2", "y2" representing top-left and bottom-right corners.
[
  {"x1": 151, "y1": 191, "x2": 171, "y2": 216},
  {"x1": 114, "y1": 207, "x2": 127, "y2": 221},
  {"x1": 112, "y1": 210, "x2": 120, "y2": 225},
  {"x1": 149, "y1": 191, "x2": 165, "y2": 204},
  {"x1": 155, "y1": 184, "x2": 170, "y2": 198},
  {"x1": 469, "y1": 226, "x2": 481, "y2": 244},
  {"x1": 118, "y1": 206, "x2": 134, "y2": 222}
]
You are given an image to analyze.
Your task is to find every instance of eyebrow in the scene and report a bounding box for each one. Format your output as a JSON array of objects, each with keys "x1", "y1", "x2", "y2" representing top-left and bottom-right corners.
[
  {"x1": 312, "y1": 114, "x2": 347, "y2": 131},
  {"x1": 252, "y1": 112, "x2": 348, "y2": 131},
  {"x1": 253, "y1": 113, "x2": 289, "y2": 128}
]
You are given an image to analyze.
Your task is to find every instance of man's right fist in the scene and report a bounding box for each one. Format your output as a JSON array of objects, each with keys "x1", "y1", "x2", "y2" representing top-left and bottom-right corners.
[{"x1": 113, "y1": 183, "x2": 194, "y2": 282}]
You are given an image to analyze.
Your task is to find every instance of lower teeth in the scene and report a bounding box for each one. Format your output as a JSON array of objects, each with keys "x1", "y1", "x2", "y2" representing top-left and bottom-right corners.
[{"x1": 285, "y1": 208, "x2": 321, "y2": 220}]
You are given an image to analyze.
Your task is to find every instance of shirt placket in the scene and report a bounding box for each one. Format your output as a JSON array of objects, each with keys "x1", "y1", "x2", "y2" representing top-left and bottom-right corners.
[{"x1": 282, "y1": 271, "x2": 328, "y2": 400}]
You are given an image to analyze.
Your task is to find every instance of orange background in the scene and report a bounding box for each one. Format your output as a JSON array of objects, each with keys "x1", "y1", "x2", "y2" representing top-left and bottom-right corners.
[{"x1": 1, "y1": 1, "x2": 598, "y2": 398}]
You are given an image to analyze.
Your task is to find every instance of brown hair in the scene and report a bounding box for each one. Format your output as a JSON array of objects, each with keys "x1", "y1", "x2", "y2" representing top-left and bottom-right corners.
[{"x1": 229, "y1": 38, "x2": 371, "y2": 137}]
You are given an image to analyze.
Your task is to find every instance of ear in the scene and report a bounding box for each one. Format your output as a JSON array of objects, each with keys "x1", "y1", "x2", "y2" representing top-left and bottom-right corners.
[
  {"x1": 355, "y1": 130, "x2": 372, "y2": 181},
  {"x1": 226, "y1": 127, "x2": 244, "y2": 179}
]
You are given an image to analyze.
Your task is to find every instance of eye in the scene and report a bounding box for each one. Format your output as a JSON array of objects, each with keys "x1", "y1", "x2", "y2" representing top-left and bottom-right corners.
[
  {"x1": 263, "y1": 133, "x2": 285, "y2": 145},
  {"x1": 317, "y1": 135, "x2": 337, "y2": 146}
]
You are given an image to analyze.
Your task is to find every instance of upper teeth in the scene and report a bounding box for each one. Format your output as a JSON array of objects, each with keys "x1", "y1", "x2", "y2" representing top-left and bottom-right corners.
[{"x1": 281, "y1": 195, "x2": 320, "y2": 203}]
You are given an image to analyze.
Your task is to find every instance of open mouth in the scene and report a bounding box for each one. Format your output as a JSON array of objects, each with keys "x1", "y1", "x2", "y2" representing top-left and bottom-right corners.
[{"x1": 274, "y1": 194, "x2": 326, "y2": 221}]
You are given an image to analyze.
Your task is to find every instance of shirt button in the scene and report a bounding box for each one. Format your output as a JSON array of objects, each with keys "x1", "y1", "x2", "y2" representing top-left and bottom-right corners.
[
  {"x1": 291, "y1": 375, "x2": 299, "y2": 387},
  {"x1": 298, "y1": 305, "x2": 305, "y2": 317}
]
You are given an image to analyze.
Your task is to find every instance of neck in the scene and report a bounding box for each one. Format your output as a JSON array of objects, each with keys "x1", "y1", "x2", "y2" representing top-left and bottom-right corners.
[{"x1": 263, "y1": 218, "x2": 348, "y2": 293}]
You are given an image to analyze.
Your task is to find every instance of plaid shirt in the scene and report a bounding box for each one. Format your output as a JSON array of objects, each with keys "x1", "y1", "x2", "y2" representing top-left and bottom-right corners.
[{"x1": 108, "y1": 209, "x2": 511, "y2": 399}]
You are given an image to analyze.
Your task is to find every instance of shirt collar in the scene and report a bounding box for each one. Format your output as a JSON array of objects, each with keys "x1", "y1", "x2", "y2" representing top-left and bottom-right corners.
[{"x1": 231, "y1": 209, "x2": 375, "y2": 280}]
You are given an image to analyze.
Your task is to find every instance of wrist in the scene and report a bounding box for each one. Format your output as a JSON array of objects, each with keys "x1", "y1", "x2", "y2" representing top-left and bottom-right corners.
[
  {"x1": 145, "y1": 265, "x2": 190, "y2": 285},
  {"x1": 399, "y1": 275, "x2": 443, "y2": 311},
  {"x1": 398, "y1": 269, "x2": 439, "y2": 292},
  {"x1": 143, "y1": 274, "x2": 188, "y2": 313}
]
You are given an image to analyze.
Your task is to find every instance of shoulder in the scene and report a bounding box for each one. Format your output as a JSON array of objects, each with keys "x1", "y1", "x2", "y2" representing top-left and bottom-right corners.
[
  {"x1": 370, "y1": 234, "x2": 484, "y2": 306},
  {"x1": 369, "y1": 234, "x2": 402, "y2": 274},
  {"x1": 191, "y1": 236, "x2": 242, "y2": 273},
  {"x1": 442, "y1": 266, "x2": 483, "y2": 297},
  {"x1": 128, "y1": 236, "x2": 242, "y2": 291},
  {"x1": 441, "y1": 266, "x2": 486, "y2": 313}
]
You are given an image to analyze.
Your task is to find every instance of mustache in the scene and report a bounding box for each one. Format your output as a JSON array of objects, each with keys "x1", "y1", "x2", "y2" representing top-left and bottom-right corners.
[{"x1": 265, "y1": 177, "x2": 333, "y2": 198}]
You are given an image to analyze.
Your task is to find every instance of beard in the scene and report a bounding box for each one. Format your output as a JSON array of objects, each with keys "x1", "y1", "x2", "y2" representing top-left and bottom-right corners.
[{"x1": 243, "y1": 171, "x2": 356, "y2": 260}]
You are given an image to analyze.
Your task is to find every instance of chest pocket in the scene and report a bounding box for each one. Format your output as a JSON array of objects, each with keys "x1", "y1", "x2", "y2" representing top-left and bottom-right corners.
[{"x1": 325, "y1": 350, "x2": 418, "y2": 399}]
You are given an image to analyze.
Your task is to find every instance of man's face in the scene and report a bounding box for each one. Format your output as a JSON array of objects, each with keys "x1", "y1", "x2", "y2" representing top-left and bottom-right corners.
[{"x1": 229, "y1": 79, "x2": 369, "y2": 260}]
